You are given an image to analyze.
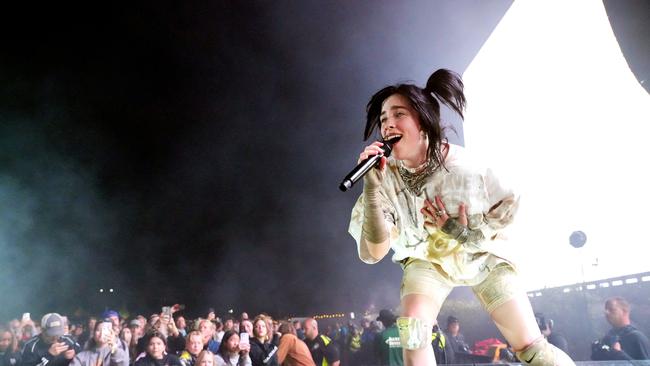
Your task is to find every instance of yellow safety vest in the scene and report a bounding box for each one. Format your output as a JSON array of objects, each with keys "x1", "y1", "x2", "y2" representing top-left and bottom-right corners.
[
  {"x1": 319, "y1": 335, "x2": 332, "y2": 366},
  {"x1": 432, "y1": 331, "x2": 446, "y2": 349}
]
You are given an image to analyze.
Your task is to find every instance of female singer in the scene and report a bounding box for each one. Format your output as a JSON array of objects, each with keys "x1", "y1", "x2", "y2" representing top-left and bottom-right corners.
[{"x1": 348, "y1": 69, "x2": 575, "y2": 366}]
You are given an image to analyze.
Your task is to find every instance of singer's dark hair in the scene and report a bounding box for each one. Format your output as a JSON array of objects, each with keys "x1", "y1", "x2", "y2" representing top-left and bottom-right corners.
[{"x1": 365, "y1": 69, "x2": 466, "y2": 169}]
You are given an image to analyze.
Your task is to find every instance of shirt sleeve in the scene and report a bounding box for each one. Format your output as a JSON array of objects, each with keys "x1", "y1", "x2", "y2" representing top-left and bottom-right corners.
[
  {"x1": 477, "y1": 167, "x2": 520, "y2": 241},
  {"x1": 276, "y1": 335, "x2": 291, "y2": 364}
]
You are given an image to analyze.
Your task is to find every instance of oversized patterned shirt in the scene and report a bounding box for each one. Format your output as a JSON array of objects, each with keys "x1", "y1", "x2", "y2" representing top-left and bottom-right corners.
[{"x1": 348, "y1": 143, "x2": 520, "y2": 285}]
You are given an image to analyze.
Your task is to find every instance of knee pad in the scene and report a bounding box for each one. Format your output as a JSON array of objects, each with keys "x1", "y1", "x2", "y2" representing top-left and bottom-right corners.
[
  {"x1": 396, "y1": 316, "x2": 432, "y2": 350},
  {"x1": 516, "y1": 337, "x2": 575, "y2": 366}
]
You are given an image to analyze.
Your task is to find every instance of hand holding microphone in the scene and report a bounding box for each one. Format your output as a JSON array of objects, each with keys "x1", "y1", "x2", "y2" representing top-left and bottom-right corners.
[
  {"x1": 339, "y1": 138, "x2": 396, "y2": 192},
  {"x1": 358, "y1": 141, "x2": 388, "y2": 189}
]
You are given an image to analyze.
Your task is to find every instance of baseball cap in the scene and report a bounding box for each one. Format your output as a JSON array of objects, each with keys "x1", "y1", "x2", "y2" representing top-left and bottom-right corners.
[
  {"x1": 376, "y1": 309, "x2": 397, "y2": 324},
  {"x1": 41, "y1": 313, "x2": 66, "y2": 337},
  {"x1": 101, "y1": 310, "x2": 119, "y2": 319},
  {"x1": 129, "y1": 319, "x2": 141, "y2": 327}
]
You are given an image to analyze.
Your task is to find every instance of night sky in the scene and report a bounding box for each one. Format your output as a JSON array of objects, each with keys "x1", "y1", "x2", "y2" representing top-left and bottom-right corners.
[{"x1": 1, "y1": 1, "x2": 648, "y2": 321}]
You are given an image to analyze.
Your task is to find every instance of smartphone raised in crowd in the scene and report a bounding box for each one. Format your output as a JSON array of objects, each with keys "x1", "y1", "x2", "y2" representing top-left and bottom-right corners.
[
  {"x1": 99, "y1": 322, "x2": 112, "y2": 341},
  {"x1": 162, "y1": 306, "x2": 172, "y2": 317},
  {"x1": 239, "y1": 332, "x2": 249, "y2": 346}
]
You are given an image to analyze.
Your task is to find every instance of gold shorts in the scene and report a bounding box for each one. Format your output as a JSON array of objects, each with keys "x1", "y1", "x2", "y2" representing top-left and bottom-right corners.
[{"x1": 400, "y1": 258, "x2": 522, "y2": 313}]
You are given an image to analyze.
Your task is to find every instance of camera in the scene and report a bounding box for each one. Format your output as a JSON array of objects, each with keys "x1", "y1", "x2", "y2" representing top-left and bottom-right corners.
[
  {"x1": 57, "y1": 336, "x2": 75, "y2": 348},
  {"x1": 591, "y1": 336, "x2": 621, "y2": 361}
]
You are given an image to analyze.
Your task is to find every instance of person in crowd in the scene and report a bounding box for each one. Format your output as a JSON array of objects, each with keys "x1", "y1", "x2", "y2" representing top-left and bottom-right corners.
[
  {"x1": 119, "y1": 327, "x2": 133, "y2": 360},
  {"x1": 592, "y1": 297, "x2": 650, "y2": 360},
  {"x1": 240, "y1": 314, "x2": 249, "y2": 323},
  {"x1": 178, "y1": 331, "x2": 203, "y2": 366},
  {"x1": 431, "y1": 324, "x2": 453, "y2": 365},
  {"x1": 444, "y1": 316, "x2": 469, "y2": 356},
  {"x1": 268, "y1": 319, "x2": 281, "y2": 348},
  {"x1": 374, "y1": 310, "x2": 403, "y2": 366},
  {"x1": 1, "y1": 328, "x2": 21, "y2": 366},
  {"x1": 103, "y1": 312, "x2": 121, "y2": 334},
  {"x1": 197, "y1": 320, "x2": 219, "y2": 353},
  {"x1": 175, "y1": 318, "x2": 188, "y2": 338},
  {"x1": 194, "y1": 351, "x2": 213, "y2": 366},
  {"x1": 291, "y1": 322, "x2": 304, "y2": 342},
  {"x1": 347, "y1": 68, "x2": 576, "y2": 366},
  {"x1": 215, "y1": 331, "x2": 251, "y2": 366},
  {"x1": 128, "y1": 320, "x2": 144, "y2": 360},
  {"x1": 206, "y1": 312, "x2": 216, "y2": 323},
  {"x1": 19, "y1": 325, "x2": 37, "y2": 348},
  {"x1": 149, "y1": 315, "x2": 161, "y2": 330},
  {"x1": 157, "y1": 314, "x2": 184, "y2": 355},
  {"x1": 357, "y1": 320, "x2": 380, "y2": 366},
  {"x1": 249, "y1": 316, "x2": 278, "y2": 366},
  {"x1": 223, "y1": 320, "x2": 234, "y2": 334},
  {"x1": 534, "y1": 313, "x2": 568, "y2": 354},
  {"x1": 276, "y1": 323, "x2": 314, "y2": 366},
  {"x1": 239, "y1": 321, "x2": 252, "y2": 339},
  {"x1": 303, "y1": 319, "x2": 339, "y2": 366},
  {"x1": 60, "y1": 318, "x2": 71, "y2": 338},
  {"x1": 134, "y1": 333, "x2": 181, "y2": 366},
  {"x1": 347, "y1": 324, "x2": 362, "y2": 364},
  {"x1": 8, "y1": 321, "x2": 21, "y2": 343},
  {"x1": 20, "y1": 313, "x2": 81, "y2": 366},
  {"x1": 130, "y1": 320, "x2": 144, "y2": 339},
  {"x1": 16, "y1": 316, "x2": 36, "y2": 347},
  {"x1": 70, "y1": 320, "x2": 128, "y2": 366},
  {"x1": 214, "y1": 322, "x2": 225, "y2": 344},
  {"x1": 71, "y1": 324, "x2": 84, "y2": 344},
  {"x1": 100, "y1": 311, "x2": 131, "y2": 358}
]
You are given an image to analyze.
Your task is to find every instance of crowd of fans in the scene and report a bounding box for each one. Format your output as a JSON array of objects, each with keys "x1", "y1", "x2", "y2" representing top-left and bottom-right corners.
[{"x1": 1, "y1": 296, "x2": 648, "y2": 366}]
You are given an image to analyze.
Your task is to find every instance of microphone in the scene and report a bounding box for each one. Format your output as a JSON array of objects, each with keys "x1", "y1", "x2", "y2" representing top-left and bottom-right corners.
[{"x1": 339, "y1": 138, "x2": 396, "y2": 192}]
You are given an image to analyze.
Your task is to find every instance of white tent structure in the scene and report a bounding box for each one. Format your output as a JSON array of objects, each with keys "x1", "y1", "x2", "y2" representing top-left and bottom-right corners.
[{"x1": 463, "y1": 0, "x2": 650, "y2": 290}]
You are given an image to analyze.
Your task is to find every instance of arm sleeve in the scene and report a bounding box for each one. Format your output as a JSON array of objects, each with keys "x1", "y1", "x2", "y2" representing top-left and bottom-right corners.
[
  {"x1": 109, "y1": 348, "x2": 129, "y2": 366},
  {"x1": 276, "y1": 336, "x2": 290, "y2": 364},
  {"x1": 623, "y1": 331, "x2": 650, "y2": 360},
  {"x1": 324, "y1": 342, "x2": 340, "y2": 363},
  {"x1": 238, "y1": 354, "x2": 251, "y2": 366},
  {"x1": 348, "y1": 193, "x2": 398, "y2": 264},
  {"x1": 68, "y1": 356, "x2": 81, "y2": 366},
  {"x1": 247, "y1": 343, "x2": 263, "y2": 365}
]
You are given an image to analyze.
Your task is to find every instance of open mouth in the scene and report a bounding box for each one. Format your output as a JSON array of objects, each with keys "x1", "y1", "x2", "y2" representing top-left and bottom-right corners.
[{"x1": 383, "y1": 134, "x2": 402, "y2": 146}]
